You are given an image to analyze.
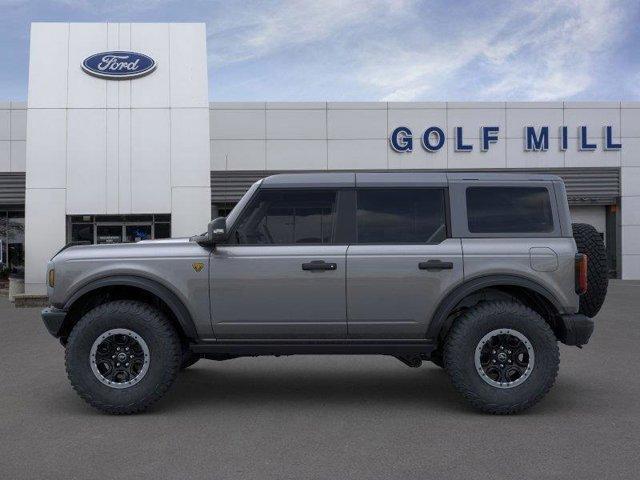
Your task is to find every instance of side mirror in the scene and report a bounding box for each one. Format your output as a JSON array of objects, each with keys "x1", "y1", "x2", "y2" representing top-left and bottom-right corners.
[
  {"x1": 207, "y1": 217, "x2": 227, "y2": 244},
  {"x1": 194, "y1": 217, "x2": 227, "y2": 246}
]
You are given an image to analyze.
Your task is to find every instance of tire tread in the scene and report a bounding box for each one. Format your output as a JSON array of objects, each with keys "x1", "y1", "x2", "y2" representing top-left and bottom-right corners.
[
  {"x1": 65, "y1": 300, "x2": 181, "y2": 415},
  {"x1": 443, "y1": 301, "x2": 559, "y2": 414},
  {"x1": 572, "y1": 222, "x2": 608, "y2": 318}
]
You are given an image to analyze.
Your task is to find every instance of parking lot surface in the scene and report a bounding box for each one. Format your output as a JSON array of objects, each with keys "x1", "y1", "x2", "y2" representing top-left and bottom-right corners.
[{"x1": 1, "y1": 281, "x2": 640, "y2": 479}]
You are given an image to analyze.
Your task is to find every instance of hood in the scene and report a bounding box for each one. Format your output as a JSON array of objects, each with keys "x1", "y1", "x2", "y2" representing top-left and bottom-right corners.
[
  {"x1": 137, "y1": 237, "x2": 191, "y2": 245},
  {"x1": 52, "y1": 237, "x2": 204, "y2": 262}
]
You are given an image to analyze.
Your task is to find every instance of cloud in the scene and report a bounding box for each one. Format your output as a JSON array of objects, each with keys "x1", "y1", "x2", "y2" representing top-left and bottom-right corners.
[
  {"x1": 207, "y1": 0, "x2": 633, "y2": 101},
  {"x1": 207, "y1": 0, "x2": 411, "y2": 66},
  {"x1": 480, "y1": 0, "x2": 625, "y2": 100},
  {"x1": 359, "y1": 0, "x2": 628, "y2": 101},
  {"x1": 1, "y1": 0, "x2": 635, "y2": 101},
  {"x1": 27, "y1": 0, "x2": 175, "y2": 11}
]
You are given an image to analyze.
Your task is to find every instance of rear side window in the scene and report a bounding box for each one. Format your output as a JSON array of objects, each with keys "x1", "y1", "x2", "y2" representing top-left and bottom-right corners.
[
  {"x1": 232, "y1": 189, "x2": 337, "y2": 244},
  {"x1": 356, "y1": 188, "x2": 447, "y2": 243},
  {"x1": 466, "y1": 187, "x2": 554, "y2": 233}
]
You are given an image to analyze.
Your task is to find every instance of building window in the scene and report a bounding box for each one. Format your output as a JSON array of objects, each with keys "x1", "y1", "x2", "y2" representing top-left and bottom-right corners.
[
  {"x1": 67, "y1": 215, "x2": 171, "y2": 244},
  {"x1": 212, "y1": 203, "x2": 236, "y2": 219},
  {"x1": 0, "y1": 210, "x2": 25, "y2": 278},
  {"x1": 356, "y1": 188, "x2": 447, "y2": 244},
  {"x1": 466, "y1": 187, "x2": 554, "y2": 233}
]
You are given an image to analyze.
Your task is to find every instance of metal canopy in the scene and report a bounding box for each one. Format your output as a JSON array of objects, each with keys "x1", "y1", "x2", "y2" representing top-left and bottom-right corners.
[
  {"x1": 0, "y1": 170, "x2": 620, "y2": 208},
  {"x1": 0, "y1": 173, "x2": 26, "y2": 208},
  {"x1": 211, "y1": 168, "x2": 621, "y2": 206}
]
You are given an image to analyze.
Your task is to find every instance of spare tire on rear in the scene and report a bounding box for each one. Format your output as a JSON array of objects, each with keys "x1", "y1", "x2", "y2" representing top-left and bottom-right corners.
[{"x1": 572, "y1": 223, "x2": 608, "y2": 317}]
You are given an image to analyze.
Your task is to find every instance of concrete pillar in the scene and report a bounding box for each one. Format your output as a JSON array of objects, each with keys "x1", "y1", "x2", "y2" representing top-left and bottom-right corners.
[
  {"x1": 620, "y1": 104, "x2": 640, "y2": 279},
  {"x1": 25, "y1": 22, "x2": 210, "y2": 292}
]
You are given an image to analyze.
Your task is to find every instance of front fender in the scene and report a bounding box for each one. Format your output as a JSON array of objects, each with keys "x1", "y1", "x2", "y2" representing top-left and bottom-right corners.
[{"x1": 62, "y1": 274, "x2": 199, "y2": 339}]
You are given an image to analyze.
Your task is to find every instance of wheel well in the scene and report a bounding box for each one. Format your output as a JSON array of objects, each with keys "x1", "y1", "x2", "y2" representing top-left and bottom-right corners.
[
  {"x1": 437, "y1": 285, "x2": 561, "y2": 343},
  {"x1": 59, "y1": 285, "x2": 190, "y2": 344}
]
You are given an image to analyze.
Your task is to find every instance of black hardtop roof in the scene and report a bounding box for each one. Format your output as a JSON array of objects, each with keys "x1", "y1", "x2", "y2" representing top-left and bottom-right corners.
[{"x1": 260, "y1": 171, "x2": 563, "y2": 188}]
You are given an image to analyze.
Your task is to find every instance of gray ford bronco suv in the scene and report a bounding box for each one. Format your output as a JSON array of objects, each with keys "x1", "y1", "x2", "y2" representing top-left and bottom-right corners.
[{"x1": 42, "y1": 172, "x2": 608, "y2": 415}]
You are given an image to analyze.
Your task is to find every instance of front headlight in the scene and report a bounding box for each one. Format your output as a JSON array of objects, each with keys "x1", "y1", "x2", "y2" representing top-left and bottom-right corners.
[{"x1": 48, "y1": 269, "x2": 55, "y2": 288}]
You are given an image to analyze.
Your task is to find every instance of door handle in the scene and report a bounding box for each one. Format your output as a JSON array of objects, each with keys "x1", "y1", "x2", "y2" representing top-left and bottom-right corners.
[
  {"x1": 419, "y1": 260, "x2": 453, "y2": 271},
  {"x1": 302, "y1": 260, "x2": 337, "y2": 271}
]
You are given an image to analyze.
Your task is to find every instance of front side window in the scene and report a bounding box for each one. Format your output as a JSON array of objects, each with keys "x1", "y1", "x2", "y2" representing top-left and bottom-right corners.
[
  {"x1": 466, "y1": 186, "x2": 554, "y2": 233},
  {"x1": 225, "y1": 181, "x2": 261, "y2": 228},
  {"x1": 232, "y1": 189, "x2": 337, "y2": 245},
  {"x1": 356, "y1": 188, "x2": 447, "y2": 244}
]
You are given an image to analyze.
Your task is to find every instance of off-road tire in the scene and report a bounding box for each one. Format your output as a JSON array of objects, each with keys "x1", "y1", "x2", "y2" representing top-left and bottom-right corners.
[
  {"x1": 572, "y1": 222, "x2": 608, "y2": 317},
  {"x1": 443, "y1": 301, "x2": 559, "y2": 414},
  {"x1": 65, "y1": 300, "x2": 181, "y2": 415},
  {"x1": 180, "y1": 351, "x2": 200, "y2": 370},
  {"x1": 430, "y1": 349, "x2": 444, "y2": 368}
]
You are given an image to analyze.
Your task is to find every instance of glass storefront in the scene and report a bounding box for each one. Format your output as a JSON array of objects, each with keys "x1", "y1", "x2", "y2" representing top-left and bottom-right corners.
[
  {"x1": 212, "y1": 203, "x2": 235, "y2": 219},
  {"x1": 67, "y1": 215, "x2": 171, "y2": 245},
  {"x1": 0, "y1": 210, "x2": 25, "y2": 277}
]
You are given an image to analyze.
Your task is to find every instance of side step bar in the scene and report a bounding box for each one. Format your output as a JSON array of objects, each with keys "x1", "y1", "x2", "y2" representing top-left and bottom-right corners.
[{"x1": 190, "y1": 339, "x2": 437, "y2": 356}]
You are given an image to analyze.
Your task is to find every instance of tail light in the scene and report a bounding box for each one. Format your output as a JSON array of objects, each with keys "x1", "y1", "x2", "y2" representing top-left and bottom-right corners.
[{"x1": 575, "y1": 253, "x2": 588, "y2": 295}]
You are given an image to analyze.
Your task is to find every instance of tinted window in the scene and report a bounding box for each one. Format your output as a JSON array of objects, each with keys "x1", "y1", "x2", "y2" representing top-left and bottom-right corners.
[
  {"x1": 154, "y1": 223, "x2": 171, "y2": 239},
  {"x1": 466, "y1": 187, "x2": 554, "y2": 233},
  {"x1": 71, "y1": 223, "x2": 93, "y2": 243},
  {"x1": 356, "y1": 189, "x2": 446, "y2": 243},
  {"x1": 233, "y1": 189, "x2": 337, "y2": 244}
]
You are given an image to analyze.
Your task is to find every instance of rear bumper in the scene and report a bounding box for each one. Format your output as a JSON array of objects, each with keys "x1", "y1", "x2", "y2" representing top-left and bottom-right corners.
[
  {"x1": 41, "y1": 307, "x2": 67, "y2": 338},
  {"x1": 557, "y1": 313, "x2": 594, "y2": 346}
]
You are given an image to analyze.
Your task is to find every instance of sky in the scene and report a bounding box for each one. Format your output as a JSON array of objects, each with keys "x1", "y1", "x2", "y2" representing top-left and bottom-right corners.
[{"x1": 0, "y1": 0, "x2": 639, "y2": 102}]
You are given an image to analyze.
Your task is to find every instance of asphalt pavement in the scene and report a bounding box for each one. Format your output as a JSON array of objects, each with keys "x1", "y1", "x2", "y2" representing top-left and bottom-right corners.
[{"x1": 1, "y1": 281, "x2": 639, "y2": 479}]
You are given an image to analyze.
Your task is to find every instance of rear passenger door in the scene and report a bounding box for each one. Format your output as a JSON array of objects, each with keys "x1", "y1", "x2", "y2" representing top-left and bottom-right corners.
[{"x1": 346, "y1": 183, "x2": 463, "y2": 339}]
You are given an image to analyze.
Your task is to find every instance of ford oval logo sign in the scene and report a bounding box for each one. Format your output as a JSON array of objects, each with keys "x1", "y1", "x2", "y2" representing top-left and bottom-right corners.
[{"x1": 82, "y1": 51, "x2": 156, "y2": 80}]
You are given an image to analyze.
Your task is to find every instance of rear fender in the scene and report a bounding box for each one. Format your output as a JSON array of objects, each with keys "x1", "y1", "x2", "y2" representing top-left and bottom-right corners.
[{"x1": 426, "y1": 274, "x2": 563, "y2": 339}]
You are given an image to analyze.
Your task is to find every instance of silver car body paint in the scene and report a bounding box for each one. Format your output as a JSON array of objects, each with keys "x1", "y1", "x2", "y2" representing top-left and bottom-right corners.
[
  {"x1": 210, "y1": 245, "x2": 348, "y2": 339},
  {"x1": 47, "y1": 171, "x2": 580, "y2": 341},
  {"x1": 48, "y1": 238, "x2": 214, "y2": 338},
  {"x1": 461, "y1": 238, "x2": 578, "y2": 312},
  {"x1": 345, "y1": 240, "x2": 463, "y2": 338}
]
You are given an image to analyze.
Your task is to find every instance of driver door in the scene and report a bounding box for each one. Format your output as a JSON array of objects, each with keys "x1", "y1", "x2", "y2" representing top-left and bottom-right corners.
[{"x1": 210, "y1": 188, "x2": 348, "y2": 339}]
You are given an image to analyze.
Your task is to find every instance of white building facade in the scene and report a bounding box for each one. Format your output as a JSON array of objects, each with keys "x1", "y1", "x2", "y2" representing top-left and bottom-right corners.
[{"x1": 0, "y1": 22, "x2": 639, "y2": 294}]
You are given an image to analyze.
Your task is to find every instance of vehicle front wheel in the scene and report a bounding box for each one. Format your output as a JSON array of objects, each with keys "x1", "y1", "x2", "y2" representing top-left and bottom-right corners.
[
  {"x1": 443, "y1": 301, "x2": 559, "y2": 414},
  {"x1": 65, "y1": 300, "x2": 181, "y2": 414}
]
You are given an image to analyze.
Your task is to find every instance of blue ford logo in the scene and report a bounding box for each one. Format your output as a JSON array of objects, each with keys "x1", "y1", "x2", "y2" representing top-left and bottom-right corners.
[{"x1": 82, "y1": 51, "x2": 156, "y2": 80}]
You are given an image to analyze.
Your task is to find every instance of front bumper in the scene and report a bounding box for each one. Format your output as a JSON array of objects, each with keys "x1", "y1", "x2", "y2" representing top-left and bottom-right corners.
[
  {"x1": 41, "y1": 307, "x2": 67, "y2": 338},
  {"x1": 557, "y1": 313, "x2": 594, "y2": 346}
]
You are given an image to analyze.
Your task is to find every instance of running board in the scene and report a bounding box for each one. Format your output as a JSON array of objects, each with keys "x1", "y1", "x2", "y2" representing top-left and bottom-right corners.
[{"x1": 190, "y1": 339, "x2": 437, "y2": 356}]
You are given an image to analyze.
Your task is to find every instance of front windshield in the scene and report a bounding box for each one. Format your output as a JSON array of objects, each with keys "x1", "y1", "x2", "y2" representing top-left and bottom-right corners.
[{"x1": 224, "y1": 180, "x2": 262, "y2": 230}]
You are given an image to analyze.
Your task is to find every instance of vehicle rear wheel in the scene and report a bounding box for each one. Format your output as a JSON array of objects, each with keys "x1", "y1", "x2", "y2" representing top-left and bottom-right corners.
[
  {"x1": 443, "y1": 301, "x2": 559, "y2": 414},
  {"x1": 429, "y1": 349, "x2": 444, "y2": 368},
  {"x1": 65, "y1": 300, "x2": 181, "y2": 414},
  {"x1": 572, "y1": 222, "x2": 608, "y2": 317}
]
